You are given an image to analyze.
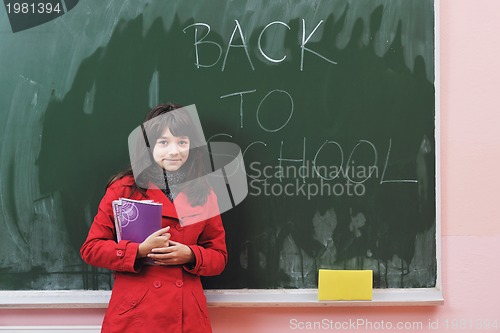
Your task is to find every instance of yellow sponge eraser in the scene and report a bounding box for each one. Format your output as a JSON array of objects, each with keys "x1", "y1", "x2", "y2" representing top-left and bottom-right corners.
[{"x1": 318, "y1": 269, "x2": 373, "y2": 301}]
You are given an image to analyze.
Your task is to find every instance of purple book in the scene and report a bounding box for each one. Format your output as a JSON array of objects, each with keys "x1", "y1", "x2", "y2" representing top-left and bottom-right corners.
[{"x1": 112, "y1": 198, "x2": 162, "y2": 243}]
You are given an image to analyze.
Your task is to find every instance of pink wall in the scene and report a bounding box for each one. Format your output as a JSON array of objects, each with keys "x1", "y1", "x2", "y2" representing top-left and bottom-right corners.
[{"x1": 2, "y1": 0, "x2": 500, "y2": 331}]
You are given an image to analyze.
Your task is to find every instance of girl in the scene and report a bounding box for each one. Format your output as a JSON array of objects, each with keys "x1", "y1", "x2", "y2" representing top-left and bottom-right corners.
[{"x1": 81, "y1": 103, "x2": 227, "y2": 333}]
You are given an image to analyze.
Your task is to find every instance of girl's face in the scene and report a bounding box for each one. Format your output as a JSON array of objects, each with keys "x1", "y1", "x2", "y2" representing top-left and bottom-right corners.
[{"x1": 152, "y1": 128, "x2": 190, "y2": 172}]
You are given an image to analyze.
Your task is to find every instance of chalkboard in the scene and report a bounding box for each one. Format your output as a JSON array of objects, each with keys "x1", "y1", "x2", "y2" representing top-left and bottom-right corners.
[{"x1": 0, "y1": 0, "x2": 438, "y2": 298}]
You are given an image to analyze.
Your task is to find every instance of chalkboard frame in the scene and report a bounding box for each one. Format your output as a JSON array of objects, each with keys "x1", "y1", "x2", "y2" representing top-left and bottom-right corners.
[
  {"x1": 0, "y1": 0, "x2": 442, "y2": 307},
  {"x1": 0, "y1": 286, "x2": 443, "y2": 308}
]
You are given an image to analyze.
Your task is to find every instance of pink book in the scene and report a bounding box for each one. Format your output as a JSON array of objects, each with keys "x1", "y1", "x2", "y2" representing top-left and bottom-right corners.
[{"x1": 112, "y1": 198, "x2": 162, "y2": 243}]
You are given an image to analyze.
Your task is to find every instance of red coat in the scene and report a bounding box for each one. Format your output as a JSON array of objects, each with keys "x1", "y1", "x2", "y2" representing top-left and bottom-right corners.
[{"x1": 80, "y1": 176, "x2": 227, "y2": 333}]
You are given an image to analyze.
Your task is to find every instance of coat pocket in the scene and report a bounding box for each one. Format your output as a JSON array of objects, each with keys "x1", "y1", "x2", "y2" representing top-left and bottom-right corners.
[
  {"x1": 115, "y1": 284, "x2": 149, "y2": 315},
  {"x1": 191, "y1": 290, "x2": 209, "y2": 319}
]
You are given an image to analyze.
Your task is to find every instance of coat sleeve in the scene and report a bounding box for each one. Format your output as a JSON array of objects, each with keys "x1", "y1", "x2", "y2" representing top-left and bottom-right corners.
[
  {"x1": 183, "y1": 194, "x2": 228, "y2": 277},
  {"x1": 80, "y1": 184, "x2": 141, "y2": 273}
]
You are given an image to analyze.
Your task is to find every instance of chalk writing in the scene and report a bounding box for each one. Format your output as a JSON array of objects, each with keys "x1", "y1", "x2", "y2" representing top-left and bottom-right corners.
[
  {"x1": 258, "y1": 21, "x2": 291, "y2": 63},
  {"x1": 256, "y1": 90, "x2": 294, "y2": 132},
  {"x1": 300, "y1": 19, "x2": 337, "y2": 71},
  {"x1": 182, "y1": 23, "x2": 222, "y2": 68},
  {"x1": 220, "y1": 89, "x2": 256, "y2": 128},
  {"x1": 184, "y1": 19, "x2": 337, "y2": 71}
]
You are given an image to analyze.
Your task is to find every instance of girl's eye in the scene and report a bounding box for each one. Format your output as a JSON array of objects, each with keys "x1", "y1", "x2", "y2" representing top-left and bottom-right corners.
[
  {"x1": 158, "y1": 140, "x2": 168, "y2": 145},
  {"x1": 179, "y1": 140, "x2": 189, "y2": 146}
]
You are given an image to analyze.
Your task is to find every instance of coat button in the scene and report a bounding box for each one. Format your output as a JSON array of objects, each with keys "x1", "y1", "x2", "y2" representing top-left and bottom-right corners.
[
  {"x1": 131, "y1": 301, "x2": 137, "y2": 307},
  {"x1": 175, "y1": 224, "x2": 182, "y2": 231},
  {"x1": 116, "y1": 250, "x2": 124, "y2": 257},
  {"x1": 175, "y1": 280, "x2": 183, "y2": 288},
  {"x1": 153, "y1": 280, "x2": 162, "y2": 288}
]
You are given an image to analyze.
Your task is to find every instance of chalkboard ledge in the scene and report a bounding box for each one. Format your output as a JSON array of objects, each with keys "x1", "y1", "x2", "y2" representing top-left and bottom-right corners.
[{"x1": 0, "y1": 289, "x2": 443, "y2": 308}]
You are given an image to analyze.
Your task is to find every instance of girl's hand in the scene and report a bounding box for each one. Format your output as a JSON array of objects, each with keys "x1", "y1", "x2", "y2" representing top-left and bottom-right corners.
[
  {"x1": 137, "y1": 226, "x2": 171, "y2": 258},
  {"x1": 147, "y1": 240, "x2": 195, "y2": 266}
]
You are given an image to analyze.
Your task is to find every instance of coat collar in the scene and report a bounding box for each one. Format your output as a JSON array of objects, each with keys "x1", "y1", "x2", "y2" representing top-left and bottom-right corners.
[
  {"x1": 144, "y1": 181, "x2": 214, "y2": 226},
  {"x1": 145, "y1": 183, "x2": 179, "y2": 219}
]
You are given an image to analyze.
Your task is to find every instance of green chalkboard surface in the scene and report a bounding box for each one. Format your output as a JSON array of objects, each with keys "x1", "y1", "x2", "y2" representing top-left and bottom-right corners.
[{"x1": 0, "y1": 0, "x2": 436, "y2": 291}]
